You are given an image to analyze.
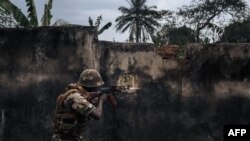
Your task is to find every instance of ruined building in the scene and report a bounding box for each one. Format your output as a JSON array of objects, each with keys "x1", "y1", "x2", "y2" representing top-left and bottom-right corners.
[{"x1": 0, "y1": 27, "x2": 250, "y2": 141}]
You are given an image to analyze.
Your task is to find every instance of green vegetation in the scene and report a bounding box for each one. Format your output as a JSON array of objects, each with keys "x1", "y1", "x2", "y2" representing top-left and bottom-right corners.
[
  {"x1": 0, "y1": 0, "x2": 249, "y2": 44},
  {"x1": 115, "y1": 0, "x2": 249, "y2": 44},
  {"x1": 0, "y1": 7, "x2": 17, "y2": 27},
  {"x1": 88, "y1": 15, "x2": 112, "y2": 35},
  {"x1": 115, "y1": 0, "x2": 165, "y2": 43},
  {"x1": 152, "y1": 25, "x2": 196, "y2": 47},
  {"x1": 221, "y1": 18, "x2": 250, "y2": 43},
  {"x1": 177, "y1": 0, "x2": 249, "y2": 43},
  {"x1": 41, "y1": 0, "x2": 53, "y2": 26},
  {"x1": 0, "y1": 0, "x2": 53, "y2": 27}
]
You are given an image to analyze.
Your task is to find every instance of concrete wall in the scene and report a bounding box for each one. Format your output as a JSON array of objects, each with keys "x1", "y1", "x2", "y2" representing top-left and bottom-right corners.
[
  {"x1": 0, "y1": 27, "x2": 100, "y2": 141},
  {"x1": 181, "y1": 43, "x2": 250, "y2": 141},
  {"x1": 0, "y1": 27, "x2": 250, "y2": 141},
  {"x1": 184, "y1": 43, "x2": 250, "y2": 98},
  {"x1": 91, "y1": 41, "x2": 183, "y2": 141}
]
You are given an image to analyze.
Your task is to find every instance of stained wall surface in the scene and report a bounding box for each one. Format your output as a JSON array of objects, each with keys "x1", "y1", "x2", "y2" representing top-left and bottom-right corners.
[{"x1": 0, "y1": 27, "x2": 250, "y2": 141}]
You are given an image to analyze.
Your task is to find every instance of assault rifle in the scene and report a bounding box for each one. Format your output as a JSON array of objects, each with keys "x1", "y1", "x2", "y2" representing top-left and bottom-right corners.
[{"x1": 89, "y1": 86, "x2": 126, "y2": 107}]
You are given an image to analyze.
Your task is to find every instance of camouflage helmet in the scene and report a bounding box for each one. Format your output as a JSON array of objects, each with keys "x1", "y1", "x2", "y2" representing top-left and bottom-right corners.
[{"x1": 77, "y1": 69, "x2": 104, "y2": 87}]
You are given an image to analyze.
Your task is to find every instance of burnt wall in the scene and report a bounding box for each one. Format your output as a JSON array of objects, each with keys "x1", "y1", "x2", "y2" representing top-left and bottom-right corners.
[
  {"x1": 0, "y1": 27, "x2": 100, "y2": 141},
  {"x1": 0, "y1": 27, "x2": 250, "y2": 141},
  {"x1": 181, "y1": 43, "x2": 250, "y2": 141},
  {"x1": 91, "y1": 41, "x2": 183, "y2": 141}
]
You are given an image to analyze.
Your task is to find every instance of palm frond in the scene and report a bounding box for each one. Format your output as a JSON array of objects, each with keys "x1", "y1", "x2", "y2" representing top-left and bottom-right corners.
[
  {"x1": 116, "y1": 17, "x2": 134, "y2": 31},
  {"x1": 25, "y1": 0, "x2": 38, "y2": 26},
  {"x1": 118, "y1": 7, "x2": 131, "y2": 14},
  {"x1": 121, "y1": 22, "x2": 133, "y2": 33},
  {"x1": 116, "y1": 0, "x2": 161, "y2": 42}
]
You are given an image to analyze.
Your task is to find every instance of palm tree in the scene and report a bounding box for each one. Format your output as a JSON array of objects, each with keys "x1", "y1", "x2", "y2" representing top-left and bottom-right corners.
[
  {"x1": 115, "y1": 0, "x2": 162, "y2": 43},
  {"x1": 0, "y1": 0, "x2": 53, "y2": 27}
]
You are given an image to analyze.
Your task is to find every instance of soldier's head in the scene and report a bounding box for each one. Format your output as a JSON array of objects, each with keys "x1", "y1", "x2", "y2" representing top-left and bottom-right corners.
[{"x1": 77, "y1": 69, "x2": 104, "y2": 92}]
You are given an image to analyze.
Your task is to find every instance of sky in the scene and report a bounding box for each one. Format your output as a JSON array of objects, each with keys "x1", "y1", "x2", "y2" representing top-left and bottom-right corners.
[{"x1": 10, "y1": 0, "x2": 250, "y2": 42}]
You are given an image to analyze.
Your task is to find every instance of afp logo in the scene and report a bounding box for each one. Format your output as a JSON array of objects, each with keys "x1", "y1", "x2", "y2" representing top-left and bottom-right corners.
[{"x1": 224, "y1": 125, "x2": 250, "y2": 141}]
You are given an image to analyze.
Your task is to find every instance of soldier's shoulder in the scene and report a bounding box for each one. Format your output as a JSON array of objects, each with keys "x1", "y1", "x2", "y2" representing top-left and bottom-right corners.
[
  {"x1": 67, "y1": 92, "x2": 91, "y2": 104},
  {"x1": 67, "y1": 92, "x2": 85, "y2": 99}
]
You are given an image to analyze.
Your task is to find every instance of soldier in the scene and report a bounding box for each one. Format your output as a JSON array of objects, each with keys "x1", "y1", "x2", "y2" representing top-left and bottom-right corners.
[{"x1": 52, "y1": 69, "x2": 107, "y2": 141}]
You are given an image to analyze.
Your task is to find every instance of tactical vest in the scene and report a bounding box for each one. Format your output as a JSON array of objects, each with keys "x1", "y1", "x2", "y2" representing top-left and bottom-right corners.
[{"x1": 52, "y1": 84, "x2": 90, "y2": 140}]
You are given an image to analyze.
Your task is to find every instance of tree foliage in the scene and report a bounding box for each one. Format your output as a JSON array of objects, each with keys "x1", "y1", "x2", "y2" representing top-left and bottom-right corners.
[
  {"x1": 115, "y1": 0, "x2": 165, "y2": 43},
  {"x1": 0, "y1": 0, "x2": 30, "y2": 27},
  {"x1": 166, "y1": 26, "x2": 196, "y2": 45},
  {"x1": 0, "y1": 7, "x2": 18, "y2": 27},
  {"x1": 0, "y1": 0, "x2": 53, "y2": 27},
  {"x1": 152, "y1": 25, "x2": 196, "y2": 47},
  {"x1": 221, "y1": 18, "x2": 250, "y2": 43},
  {"x1": 25, "y1": 0, "x2": 38, "y2": 26},
  {"x1": 178, "y1": 0, "x2": 249, "y2": 43},
  {"x1": 88, "y1": 15, "x2": 112, "y2": 35}
]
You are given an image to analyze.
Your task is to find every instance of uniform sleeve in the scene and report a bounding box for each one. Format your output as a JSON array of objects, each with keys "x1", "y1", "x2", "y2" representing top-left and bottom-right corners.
[{"x1": 66, "y1": 92, "x2": 96, "y2": 116}]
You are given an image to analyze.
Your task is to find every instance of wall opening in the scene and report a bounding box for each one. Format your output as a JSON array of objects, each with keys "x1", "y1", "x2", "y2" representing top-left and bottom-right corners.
[
  {"x1": 117, "y1": 73, "x2": 138, "y2": 88},
  {"x1": 117, "y1": 73, "x2": 139, "y2": 101}
]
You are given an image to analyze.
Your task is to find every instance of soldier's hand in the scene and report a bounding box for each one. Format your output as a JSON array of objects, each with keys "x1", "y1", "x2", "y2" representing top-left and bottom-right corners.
[{"x1": 99, "y1": 94, "x2": 108, "y2": 102}]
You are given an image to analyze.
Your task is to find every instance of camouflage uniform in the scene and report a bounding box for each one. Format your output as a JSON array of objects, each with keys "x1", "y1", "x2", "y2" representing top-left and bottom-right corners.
[
  {"x1": 52, "y1": 69, "x2": 104, "y2": 141},
  {"x1": 52, "y1": 84, "x2": 95, "y2": 141}
]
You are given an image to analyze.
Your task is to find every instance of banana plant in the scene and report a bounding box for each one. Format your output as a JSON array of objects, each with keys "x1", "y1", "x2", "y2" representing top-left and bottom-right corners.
[
  {"x1": 0, "y1": 0, "x2": 53, "y2": 27},
  {"x1": 0, "y1": 0, "x2": 30, "y2": 27},
  {"x1": 25, "y1": 0, "x2": 38, "y2": 26},
  {"x1": 88, "y1": 15, "x2": 112, "y2": 35},
  {"x1": 41, "y1": 0, "x2": 53, "y2": 26}
]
